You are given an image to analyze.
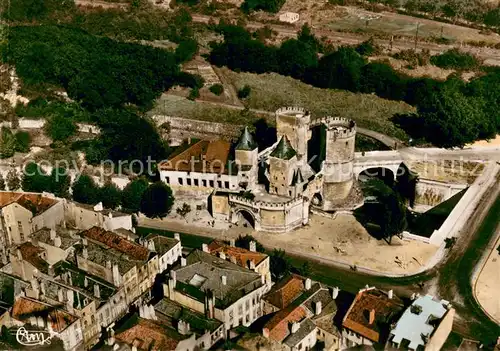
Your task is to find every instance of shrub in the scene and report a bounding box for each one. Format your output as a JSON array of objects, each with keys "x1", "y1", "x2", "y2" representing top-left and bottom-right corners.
[
  {"x1": 209, "y1": 84, "x2": 224, "y2": 96},
  {"x1": 430, "y1": 49, "x2": 480, "y2": 70},
  {"x1": 238, "y1": 85, "x2": 251, "y2": 99}
]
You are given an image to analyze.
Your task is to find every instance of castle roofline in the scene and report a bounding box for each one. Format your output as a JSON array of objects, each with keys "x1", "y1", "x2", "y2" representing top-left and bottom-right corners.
[
  {"x1": 235, "y1": 127, "x2": 257, "y2": 151},
  {"x1": 270, "y1": 136, "x2": 296, "y2": 160}
]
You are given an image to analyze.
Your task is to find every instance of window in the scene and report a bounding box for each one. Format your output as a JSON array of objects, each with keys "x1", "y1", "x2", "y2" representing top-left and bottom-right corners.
[
  {"x1": 224, "y1": 181, "x2": 229, "y2": 188},
  {"x1": 165, "y1": 177, "x2": 170, "y2": 183},
  {"x1": 18, "y1": 222, "x2": 24, "y2": 242},
  {"x1": 289, "y1": 191, "x2": 292, "y2": 196},
  {"x1": 179, "y1": 178, "x2": 183, "y2": 185},
  {"x1": 209, "y1": 180, "x2": 214, "y2": 187},
  {"x1": 187, "y1": 178, "x2": 192, "y2": 186},
  {"x1": 217, "y1": 181, "x2": 222, "y2": 188},
  {"x1": 194, "y1": 179, "x2": 199, "y2": 186},
  {"x1": 202, "y1": 180, "x2": 207, "y2": 187}
]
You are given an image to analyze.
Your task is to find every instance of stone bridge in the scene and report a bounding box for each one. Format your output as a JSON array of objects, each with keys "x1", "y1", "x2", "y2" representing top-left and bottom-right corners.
[{"x1": 353, "y1": 150, "x2": 406, "y2": 180}]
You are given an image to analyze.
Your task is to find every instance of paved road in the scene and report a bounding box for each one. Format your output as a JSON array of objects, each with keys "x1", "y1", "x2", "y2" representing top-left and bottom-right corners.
[{"x1": 191, "y1": 14, "x2": 500, "y2": 66}]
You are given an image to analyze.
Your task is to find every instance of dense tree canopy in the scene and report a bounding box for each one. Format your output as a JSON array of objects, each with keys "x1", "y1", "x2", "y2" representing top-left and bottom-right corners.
[
  {"x1": 140, "y1": 182, "x2": 174, "y2": 219},
  {"x1": 72, "y1": 175, "x2": 100, "y2": 205},
  {"x1": 22, "y1": 162, "x2": 50, "y2": 193},
  {"x1": 122, "y1": 178, "x2": 149, "y2": 212},
  {"x1": 100, "y1": 182, "x2": 122, "y2": 210}
]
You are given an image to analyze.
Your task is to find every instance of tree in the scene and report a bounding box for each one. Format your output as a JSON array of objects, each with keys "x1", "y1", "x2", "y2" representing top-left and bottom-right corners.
[
  {"x1": 72, "y1": 175, "x2": 100, "y2": 204},
  {"x1": 360, "y1": 62, "x2": 407, "y2": 100},
  {"x1": 49, "y1": 167, "x2": 70, "y2": 198},
  {"x1": 209, "y1": 84, "x2": 224, "y2": 96},
  {"x1": 309, "y1": 47, "x2": 366, "y2": 91},
  {"x1": 235, "y1": 235, "x2": 265, "y2": 252},
  {"x1": 22, "y1": 162, "x2": 50, "y2": 193},
  {"x1": 270, "y1": 249, "x2": 292, "y2": 280},
  {"x1": 175, "y1": 39, "x2": 198, "y2": 63},
  {"x1": 122, "y1": 178, "x2": 149, "y2": 212},
  {"x1": 140, "y1": 182, "x2": 175, "y2": 219},
  {"x1": 298, "y1": 261, "x2": 312, "y2": 277},
  {"x1": 176, "y1": 203, "x2": 191, "y2": 221},
  {"x1": 355, "y1": 37, "x2": 379, "y2": 56},
  {"x1": 278, "y1": 39, "x2": 318, "y2": 79},
  {"x1": 100, "y1": 182, "x2": 122, "y2": 209},
  {"x1": 6, "y1": 170, "x2": 20, "y2": 190},
  {"x1": 0, "y1": 173, "x2": 5, "y2": 190},
  {"x1": 14, "y1": 131, "x2": 31, "y2": 153},
  {"x1": 241, "y1": 0, "x2": 285, "y2": 13},
  {"x1": 297, "y1": 24, "x2": 321, "y2": 52},
  {"x1": 0, "y1": 127, "x2": 17, "y2": 159},
  {"x1": 238, "y1": 85, "x2": 251, "y2": 99},
  {"x1": 45, "y1": 113, "x2": 77, "y2": 142}
]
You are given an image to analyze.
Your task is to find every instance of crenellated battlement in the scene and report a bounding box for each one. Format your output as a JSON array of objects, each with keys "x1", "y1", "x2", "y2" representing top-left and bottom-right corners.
[
  {"x1": 275, "y1": 106, "x2": 309, "y2": 117},
  {"x1": 229, "y1": 194, "x2": 303, "y2": 210},
  {"x1": 311, "y1": 116, "x2": 356, "y2": 138}
]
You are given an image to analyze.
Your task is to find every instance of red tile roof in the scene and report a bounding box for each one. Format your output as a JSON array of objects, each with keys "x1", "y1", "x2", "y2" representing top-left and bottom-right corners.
[
  {"x1": 18, "y1": 242, "x2": 49, "y2": 273},
  {"x1": 158, "y1": 140, "x2": 231, "y2": 174},
  {"x1": 263, "y1": 305, "x2": 307, "y2": 343},
  {"x1": 0, "y1": 192, "x2": 57, "y2": 215},
  {"x1": 208, "y1": 240, "x2": 268, "y2": 267},
  {"x1": 342, "y1": 288, "x2": 404, "y2": 343},
  {"x1": 263, "y1": 274, "x2": 305, "y2": 310},
  {"x1": 11, "y1": 297, "x2": 77, "y2": 333},
  {"x1": 115, "y1": 317, "x2": 182, "y2": 351},
  {"x1": 81, "y1": 226, "x2": 149, "y2": 261}
]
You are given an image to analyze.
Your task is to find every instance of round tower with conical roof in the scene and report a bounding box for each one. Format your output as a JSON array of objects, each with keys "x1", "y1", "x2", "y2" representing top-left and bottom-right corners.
[
  {"x1": 235, "y1": 127, "x2": 258, "y2": 189},
  {"x1": 275, "y1": 107, "x2": 311, "y2": 163}
]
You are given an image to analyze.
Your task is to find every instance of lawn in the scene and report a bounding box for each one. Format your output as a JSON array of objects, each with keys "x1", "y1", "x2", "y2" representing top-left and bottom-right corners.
[
  {"x1": 221, "y1": 68, "x2": 413, "y2": 139},
  {"x1": 407, "y1": 188, "x2": 467, "y2": 237}
]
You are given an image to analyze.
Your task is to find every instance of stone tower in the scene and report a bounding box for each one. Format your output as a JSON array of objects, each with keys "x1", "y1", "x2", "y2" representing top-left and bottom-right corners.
[
  {"x1": 235, "y1": 127, "x2": 258, "y2": 189},
  {"x1": 321, "y1": 118, "x2": 356, "y2": 211},
  {"x1": 268, "y1": 136, "x2": 297, "y2": 197},
  {"x1": 275, "y1": 107, "x2": 311, "y2": 163}
]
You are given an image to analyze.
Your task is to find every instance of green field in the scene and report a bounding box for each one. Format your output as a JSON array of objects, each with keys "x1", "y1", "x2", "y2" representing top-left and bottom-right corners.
[{"x1": 222, "y1": 69, "x2": 413, "y2": 139}]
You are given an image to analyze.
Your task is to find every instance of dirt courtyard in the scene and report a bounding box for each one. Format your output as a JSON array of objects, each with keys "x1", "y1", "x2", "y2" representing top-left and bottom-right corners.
[
  {"x1": 141, "y1": 211, "x2": 439, "y2": 275},
  {"x1": 474, "y1": 231, "x2": 500, "y2": 324}
]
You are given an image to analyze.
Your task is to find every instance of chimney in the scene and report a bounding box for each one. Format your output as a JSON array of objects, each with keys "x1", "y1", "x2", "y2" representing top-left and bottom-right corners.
[
  {"x1": 219, "y1": 251, "x2": 226, "y2": 260},
  {"x1": 82, "y1": 247, "x2": 88, "y2": 259},
  {"x1": 40, "y1": 281, "x2": 46, "y2": 296},
  {"x1": 106, "y1": 260, "x2": 112, "y2": 269},
  {"x1": 230, "y1": 239, "x2": 235, "y2": 247},
  {"x1": 332, "y1": 287, "x2": 339, "y2": 299},
  {"x1": 369, "y1": 309, "x2": 375, "y2": 325},
  {"x1": 388, "y1": 290, "x2": 394, "y2": 299},
  {"x1": 48, "y1": 265, "x2": 55, "y2": 277},
  {"x1": 82, "y1": 238, "x2": 88, "y2": 246},
  {"x1": 50, "y1": 229, "x2": 56, "y2": 240},
  {"x1": 230, "y1": 255, "x2": 237, "y2": 264},
  {"x1": 315, "y1": 301, "x2": 322, "y2": 316},
  {"x1": 148, "y1": 240, "x2": 155, "y2": 252},
  {"x1": 94, "y1": 284, "x2": 100, "y2": 299},
  {"x1": 84, "y1": 276, "x2": 88, "y2": 288},
  {"x1": 174, "y1": 233, "x2": 180, "y2": 241},
  {"x1": 249, "y1": 241, "x2": 256, "y2": 252},
  {"x1": 178, "y1": 320, "x2": 191, "y2": 335},
  {"x1": 30, "y1": 278, "x2": 39, "y2": 299},
  {"x1": 54, "y1": 236, "x2": 61, "y2": 248},
  {"x1": 262, "y1": 328, "x2": 269, "y2": 338},
  {"x1": 112, "y1": 264, "x2": 121, "y2": 287},
  {"x1": 305, "y1": 278, "x2": 311, "y2": 290},
  {"x1": 291, "y1": 322, "x2": 300, "y2": 334},
  {"x1": 108, "y1": 212, "x2": 113, "y2": 219},
  {"x1": 16, "y1": 248, "x2": 22, "y2": 261},
  {"x1": 93, "y1": 202, "x2": 103, "y2": 212},
  {"x1": 221, "y1": 275, "x2": 227, "y2": 286},
  {"x1": 180, "y1": 257, "x2": 186, "y2": 267},
  {"x1": 149, "y1": 305, "x2": 157, "y2": 321},
  {"x1": 249, "y1": 259, "x2": 256, "y2": 270},
  {"x1": 202, "y1": 244, "x2": 209, "y2": 253},
  {"x1": 170, "y1": 270, "x2": 177, "y2": 286}
]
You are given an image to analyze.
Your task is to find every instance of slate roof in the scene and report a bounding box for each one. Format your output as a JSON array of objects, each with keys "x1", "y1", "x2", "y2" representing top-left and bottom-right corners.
[
  {"x1": 11, "y1": 297, "x2": 77, "y2": 333},
  {"x1": 283, "y1": 318, "x2": 316, "y2": 348},
  {"x1": 114, "y1": 315, "x2": 189, "y2": 351},
  {"x1": 145, "y1": 234, "x2": 179, "y2": 256},
  {"x1": 270, "y1": 136, "x2": 296, "y2": 160},
  {"x1": 207, "y1": 240, "x2": 268, "y2": 267},
  {"x1": 17, "y1": 242, "x2": 49, "y2": 274},
  {"x1": 31, "y1": 227, "x2": 79, "y2": 250},
  {"x1": 263, "y1": 274, "x2": 305, "y2": 310},
  {"x1": 174, "y1": 249, "x2": 263, "y2": 309},
  {"x1": 235, "y1": 127, "x2": 257, "y2": 151},
  {"x1": 343, "y1": 288, "x2": 405, "y2": 343},
  {"x1": 81, "y1": 226, "x2": 149, "y2": 261},
  {"x1": 291, "y1": 168, "x2": 305, "y2": 185},
  {"x1": 154, "y1": 298, "x2": 222, "y2": 334},
  {"x1": 81, "y1": 241, "x2": 141, "y2": 275},
  {"x1": 264, "y1": 305, "x2": 307, "y2": 342},
  {"x1": 302, "y1": 287, "x2": 336, "y2": 317}
]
